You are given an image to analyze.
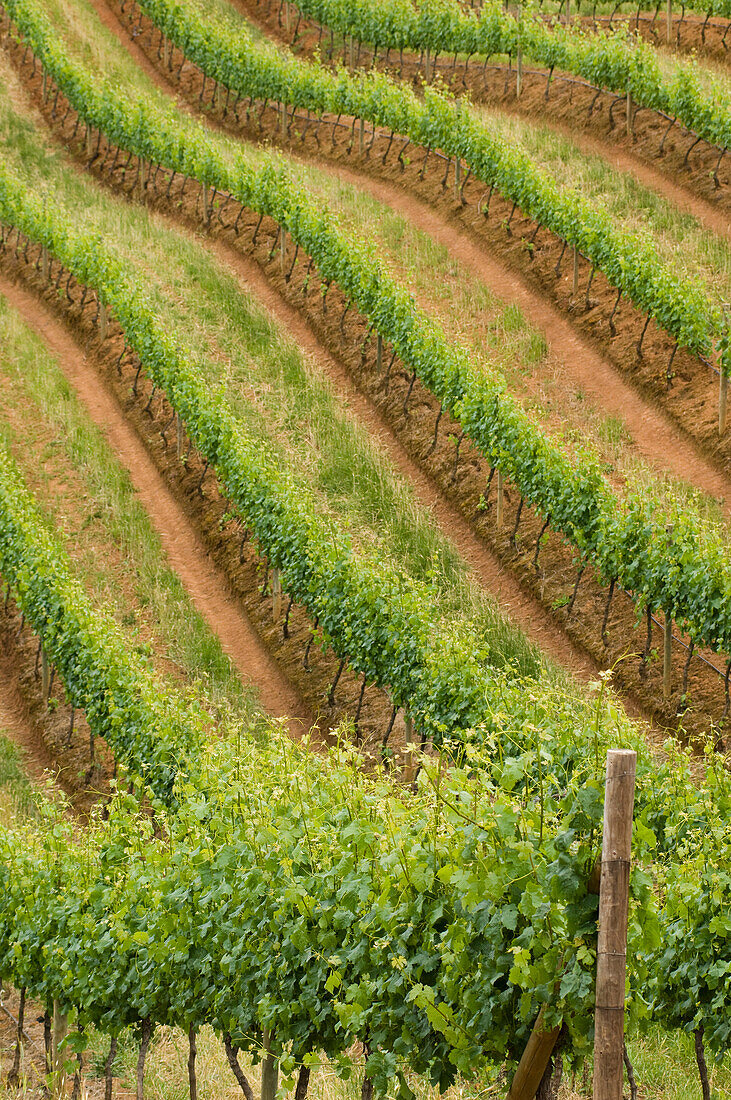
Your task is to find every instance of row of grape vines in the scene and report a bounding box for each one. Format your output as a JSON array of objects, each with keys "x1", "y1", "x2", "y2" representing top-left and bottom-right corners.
[
  {"x1": 3, "y1": 673, "x2": 729, "y2": 1091},
  {"x1": 7, "y1": 1, "x2": 731, "y2": 689},
  {"x1": 126, "y1": 0, "x2": 726, "y2": 369},
  {"x1": 0, "y1": 446, "x2": 204, "y2": 802},
  {"x1": 271, "y1": 0, "x2": 731, "y2": 154}
]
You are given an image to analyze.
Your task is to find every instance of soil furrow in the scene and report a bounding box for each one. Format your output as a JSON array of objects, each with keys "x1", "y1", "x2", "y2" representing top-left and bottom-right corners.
[{"x1": 0, "y1": 274, "x2": 310, "y2": 732}]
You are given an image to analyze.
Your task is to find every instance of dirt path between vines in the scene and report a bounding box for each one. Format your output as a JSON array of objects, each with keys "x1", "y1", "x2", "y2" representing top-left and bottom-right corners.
[
  {"x1": 0, "y1": 274, "x2": 310, "y2": 732},
  {"x1": 88, "y1": 0, "x2": 731, "y2": 513}
]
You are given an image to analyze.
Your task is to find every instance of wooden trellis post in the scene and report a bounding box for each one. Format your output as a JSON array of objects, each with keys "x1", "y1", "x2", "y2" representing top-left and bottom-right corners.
[{"x1": 593, "y1": 749, "x2": 637, "y2": 1100}]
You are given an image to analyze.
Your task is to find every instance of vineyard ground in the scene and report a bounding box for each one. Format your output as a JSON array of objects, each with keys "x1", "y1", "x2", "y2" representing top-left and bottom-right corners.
[
  {"x1": 101, "y1": 0, "x2": 731, "y2": 492},
  {"x1": 17, "y1": 15, "x2": 731, "y2": 738},
  {"x1": 234, "y1": 0, "x2": 731, "y2": 225}
]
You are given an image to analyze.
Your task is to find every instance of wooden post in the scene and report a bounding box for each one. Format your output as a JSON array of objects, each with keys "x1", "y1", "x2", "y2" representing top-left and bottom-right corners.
[
  {"x1": 349, "y1": 34, "x2": 354, "y2": 68},
  {"x1": 626, "y1": 90, "x2": 634, "y2": 137},
  {"x1": 425, "y1": 46, "x2": 431, "y2": 81},
  {"x1": 285, "y1": 0, "x2": 290, "y2": 34},
  {"x1": 41, "y1": 646, "x2": 50, "y2": 701},
  {"x1": 280, "y1": 228, "x2": 287, "y2": 275},
  {"x1": 506, "y1": 1005, "x2": 561, "y2": 1100},
  {"x1": 663, "y1": 613, "x2": 673, "y2": 699},
  {"x1": 41, "y1": 244, "x2": 49, "y2": 282},
  {"x1": 516, "y1": 47, "x2": 522, "y2": 97},
  {"x1": 359, "y1": 117, "x2": 365, "y2": 155},
  {"x1": 666, "y1": 0, "x2": 672, "y2": 41},
  {"x1": 281, "y1": 101, "x2": 287, "y2": 138},
  {"x1": 52, "y1": 1001, "x2": 68, "y2": 1099},
  {"x1": 454, "y1": 155, "x2": 461, "y2": 198},
  {"x1": 496, "y1": 469, "x2": 504, "y2": 528},
  {"x1": 593, "y1": 748, "x2": 637, "y2": 1100},
  {"x1": 176, "y1": 413, "x2": 183, "y2": 459},
  {"x1": 376, "y1": 332, "x2": 383, "y2": 370},
  {"x1": 272, "y1": 568, "x2": 282, "y2": 622},
  {"x1": 572, "y1": 246, "x2": 579, "y2": 294},
  {"x1": 163, "y1": 35, "x2": 171, "y2": 69},
  {"x1": 99, "y1": 301, "x2": 108, "y2": 341},
  {"x1": 261, "y1": 1030, "x2": 279, "y2": 1100},
  {"x1": 86, "y1": 126, "x2": 93, "y2": 158}
]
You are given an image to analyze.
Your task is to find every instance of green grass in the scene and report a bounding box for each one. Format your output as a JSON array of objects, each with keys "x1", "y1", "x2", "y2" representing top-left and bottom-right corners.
[{"x1": 0, "y1": 734, "x2": 48, "y2": 824}]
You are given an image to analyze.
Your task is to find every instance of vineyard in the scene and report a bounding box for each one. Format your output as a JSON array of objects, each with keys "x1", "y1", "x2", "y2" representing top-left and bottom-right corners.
[{"x1": 0, "y1": 0, "x2": 730, "y2": 1097}]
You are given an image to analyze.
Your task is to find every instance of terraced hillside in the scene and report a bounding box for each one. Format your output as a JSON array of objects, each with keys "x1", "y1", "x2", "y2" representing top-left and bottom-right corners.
[{"x1": 0, "y1": 0, "x2": 729, "y2": 1098}]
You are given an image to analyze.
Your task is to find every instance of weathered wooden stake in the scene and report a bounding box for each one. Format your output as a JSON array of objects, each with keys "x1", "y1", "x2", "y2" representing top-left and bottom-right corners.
[
  {"x1": 565, "y1": 0, "x2": 571, "y2": 23},
  {"x1": 176, "y1": 413, "x2": 183, "y2": 459},
  {"x1": 496, "y1": 469, "x2": 504, "y2": 528},
  {"x1": 719, "y1": 370, "x2": 728, "y2": 436},
  {"x1": 516, "y1": 47, "x2": 522, "y2": 97},
  {"x1": 593, "y1": 748, "x2": 637, "y2": 1100},
  {"x1": 666, "y1": 0, "x2": 672, "y2": 41},
  {"x1": 376, "y1": 332, "x2": 383, "y2": 371},
  {"x1": 41, "y1": 244, "x2": 49, "y2": 282},
  {"x1": 663, "y1": 613, "x2": 673, "y2": 699},
  {"x1": 99, "y1": 301, "x2": 108, "y2": 341},
  {"x1": 163, "y1": 35, "x2": 171, "y2": 69},
  {"x1": 359, "y1": 117, "x2": 365, "y2": 155},
  {"x1": 280, "y1": 101, "x2": 287, "y2": 138},
  {"x1": 454, "y1": 155, "x2": 461, "y2": 197},
  {"x1": 626, "y1": 90, "x2": 634, "y2": 137},
  {"x1": 261, "y1": 1030, "x2": 279, "y2": 1100},
  {"x1": 572, "y1": 246, "x2": 579, "y2": 294},
  {"x1": 272, "y1": 568, "x2": 282, "y2": 622},
  {"x1": 41, "y1": 646, "x2": 50, "y2": 701},
  {"x1": 52, "y1": 1000, "x2": 68, "y2": 1100},
  {"x1": 506, "y1": 1004, "x2": 561, "y2": 1100},
  {"x1": 349, "y1": 34, "x2": 354, "y2": 68},
  {"x1": 280, "y1": 227, "x2": 287, "y2": 275},
  {"x1": 138, "y1": 159, "x2": 147, "y2": 201}
]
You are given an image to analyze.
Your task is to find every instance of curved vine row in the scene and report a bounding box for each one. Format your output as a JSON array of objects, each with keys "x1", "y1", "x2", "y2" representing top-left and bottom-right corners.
[
  {"x1": 0, "y1": 445, "x2": 207, "y2": 802},
  {"x1": 273, "y1": 0, "x2": 731, "y2": 154}
]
